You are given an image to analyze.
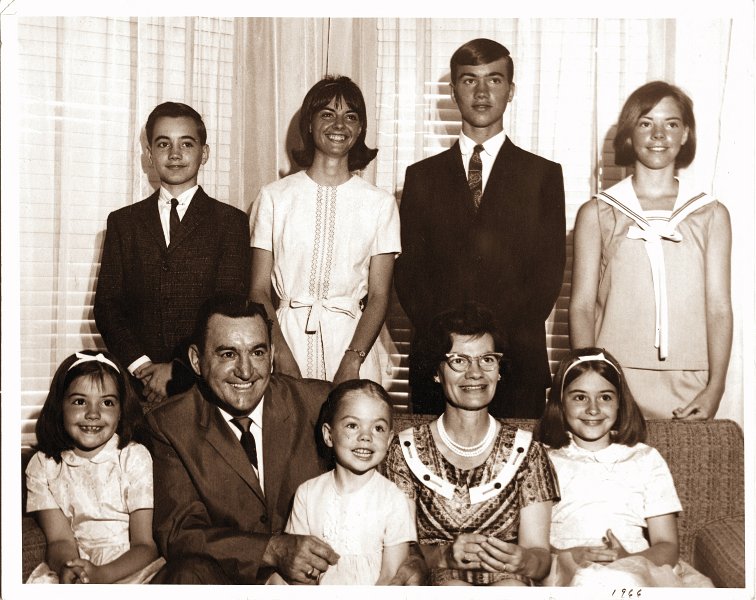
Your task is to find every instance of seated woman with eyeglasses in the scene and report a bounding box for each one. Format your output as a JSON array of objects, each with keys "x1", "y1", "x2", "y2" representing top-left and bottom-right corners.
[{"x1": 384, "y1": 302, "x2": 559, "y2": 586}]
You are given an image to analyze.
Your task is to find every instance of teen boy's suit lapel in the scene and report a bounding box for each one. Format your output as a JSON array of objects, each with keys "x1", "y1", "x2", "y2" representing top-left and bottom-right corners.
[
  {"x1": 135, "y1": 189, "x2": 167, "y2": 250},
  {"x1": 134, "y1": 187, "x2": 214, "y2": 252},
  {"x1": 167, "y1": 188, "x2": 212, "y2": 251}
]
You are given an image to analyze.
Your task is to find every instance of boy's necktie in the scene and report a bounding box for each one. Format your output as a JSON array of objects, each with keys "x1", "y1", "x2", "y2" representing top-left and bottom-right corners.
[
  {"x1": 231, "y1": 416, "x2": 258, "y2": 469},
  {"x1": 169, "y1": 198, "x2": 180, "y2": 244},
  {"x1": 467, "y1": 144, "x2": 484, "y2": 210}
]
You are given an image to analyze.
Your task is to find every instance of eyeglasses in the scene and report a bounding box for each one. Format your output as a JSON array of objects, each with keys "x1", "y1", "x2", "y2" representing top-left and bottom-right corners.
[{"x1": 444, "y1": 352, "x2": 503, "y2": 372}]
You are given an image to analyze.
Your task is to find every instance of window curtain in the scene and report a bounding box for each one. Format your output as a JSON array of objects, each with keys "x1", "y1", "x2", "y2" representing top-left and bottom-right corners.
[
  {"x1": 233, "y1": 17, "x2": 378, "y2": 220},
  {"x1": 3, "y1": 17, "x2": 751, "y2": 452},
  {"x1": 373, "y1": 18, "x2": 752, "y2": 423},
  {"x1": 7, "y1": 16, "x2": 367, "y2": 447}
]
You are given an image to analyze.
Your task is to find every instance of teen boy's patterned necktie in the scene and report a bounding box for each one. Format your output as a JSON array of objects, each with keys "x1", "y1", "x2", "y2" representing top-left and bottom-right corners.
[
  {"x1": 468, "y1": 144, "x2": 484, "y2": 209},
  {"x1": 169, "y1": 198, "x2": 180, "y2": 244},
  {"x1": 231, "y1": 416, "x2": 258, "y2": 469}
]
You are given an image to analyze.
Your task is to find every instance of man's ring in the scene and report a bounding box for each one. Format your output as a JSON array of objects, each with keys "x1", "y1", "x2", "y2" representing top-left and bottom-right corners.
[{"x1": 307, "y1": 567, "x2": 315, "y2": 578}]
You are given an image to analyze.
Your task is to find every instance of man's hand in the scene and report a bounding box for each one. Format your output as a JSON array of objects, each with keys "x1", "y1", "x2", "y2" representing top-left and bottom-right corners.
[
  {"x1": 134, "y1": 361, "x2": 172, "y2": 405},
  {"x1": 262, "y1": 533, "x2": 339, "y2": 585}
]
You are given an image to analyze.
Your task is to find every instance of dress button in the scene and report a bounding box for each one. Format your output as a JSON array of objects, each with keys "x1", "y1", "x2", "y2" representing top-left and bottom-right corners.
[
  {"x1": 516, "y1": 447, "x2": 524, "y2": 453},
  {"x1": 423, "y1": 474, "x2": 430, "y2": 481},
  {"x1": 403, "y1": 441, "x2": 411, "y2": 447},
  {"x1": 494, "y1": 482, "x2": 502, "y2": 489}
]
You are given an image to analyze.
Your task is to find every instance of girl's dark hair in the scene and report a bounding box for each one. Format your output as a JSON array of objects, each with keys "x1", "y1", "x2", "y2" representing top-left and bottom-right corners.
[
  {"x1": 416, "y1": 301, "x2": 510, "y2": 383},
  {"x1": 613, "y1": 80, "x2": 696, "y2": 168},
  {"x1": 535, "y1": 347, "x2": 646, "y2": 449},
  {"x1": 34, "y1": 350, "x2": 150, "y2": 463},
  {"x1": 315, "y1": 379, "x2": 393, "y2": 468},
  {"x1": 292, "y1": 75, "x2": 378, "y2": 172}
]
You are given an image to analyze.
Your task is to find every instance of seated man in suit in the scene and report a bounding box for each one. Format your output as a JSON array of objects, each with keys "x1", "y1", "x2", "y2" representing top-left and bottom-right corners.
[
  {"x1": 147, "y1": 295, "x2": 426, "y2": 584},
  {"x1": 94, "y1": 102, "x2": 250, "y2": 408},
  {"x1": 395, "y1": 38, "x2": 566, "y2": 419}
]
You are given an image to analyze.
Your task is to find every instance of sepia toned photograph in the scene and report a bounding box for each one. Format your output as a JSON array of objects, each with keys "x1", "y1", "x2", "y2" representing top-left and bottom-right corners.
[{"x1": 2, "y1": 2, "x2": 753, "y2": 599}]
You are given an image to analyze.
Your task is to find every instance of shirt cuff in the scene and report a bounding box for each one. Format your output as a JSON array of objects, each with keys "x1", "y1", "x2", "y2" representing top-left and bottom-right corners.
[{"x1": 128, "y1": 355, "x2": 152, "y2": 375}]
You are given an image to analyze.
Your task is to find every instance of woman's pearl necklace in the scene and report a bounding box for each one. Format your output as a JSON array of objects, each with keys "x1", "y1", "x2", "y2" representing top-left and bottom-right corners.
[{"x1": 436, "y1": 414, "x2": 497, "y2": 458}]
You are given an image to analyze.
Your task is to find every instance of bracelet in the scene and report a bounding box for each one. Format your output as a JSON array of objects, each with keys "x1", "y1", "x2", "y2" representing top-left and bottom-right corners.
[{"x1": 345, "y1": 347, "x2": 367, "y2": 360}]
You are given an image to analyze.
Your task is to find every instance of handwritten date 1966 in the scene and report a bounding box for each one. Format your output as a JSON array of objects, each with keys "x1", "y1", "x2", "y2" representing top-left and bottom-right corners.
[{"x1": 612, "y1": 589, "x2": 642, "y2": 598}]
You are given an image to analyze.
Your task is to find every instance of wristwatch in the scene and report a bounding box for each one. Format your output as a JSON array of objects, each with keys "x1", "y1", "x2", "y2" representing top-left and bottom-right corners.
[{"x1": 345, "y1": 347, "x2": 367, "y2": 360}]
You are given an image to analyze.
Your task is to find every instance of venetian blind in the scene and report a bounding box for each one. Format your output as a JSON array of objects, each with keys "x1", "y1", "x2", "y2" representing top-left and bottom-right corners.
[{"x1": 17, "y1": 16, "x2": 236, "y2": 447}]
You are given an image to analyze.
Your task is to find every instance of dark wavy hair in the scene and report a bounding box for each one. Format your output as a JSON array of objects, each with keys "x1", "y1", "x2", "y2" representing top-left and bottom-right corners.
[
  {"x1": 613, "y1": 81, "x2": 696, "y2": 168},
  {"x1": 145, "y1": 101, "x2": 207, "y2": 146},
  {"x1": 416, "y1": 301, "x2": 510, "y2": 385},
  {"x1": 292, "y1": 75, "x2": 378, "y2": 172},
  {"x1": 34, "y1": 350, "x2": 150, "y2": 463},
  {"x1": 534, "y1": 347, "x2": 646, "y2": 449},
  {"x1": 450, "y1": 38, "x2": 513, "y2": 84},
  {"x1": 192, "y1": 295, "x2": 272, "y2": 352},
  {"x1": 316, "y1": 379, "x2": 393, "y2": 468}
]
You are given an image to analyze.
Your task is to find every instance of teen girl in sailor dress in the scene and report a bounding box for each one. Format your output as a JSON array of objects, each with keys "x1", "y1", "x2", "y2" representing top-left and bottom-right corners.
[{"x1": 569, "y1": 81, "x2": 732, "y2": 419}]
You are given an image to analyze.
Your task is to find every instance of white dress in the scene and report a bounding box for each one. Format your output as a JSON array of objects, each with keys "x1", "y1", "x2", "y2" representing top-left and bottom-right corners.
[
  {"x1": 25, "y1": 435, "x2": 165, "y2": 583},
  {"x1": 285, "y1": 470, "x2": 417, "y2": 585},
  {"x1": 543, "y1": 439, "x2": 712, "y2": 587},
  {"x1": 251, "y1": 171, "x2": 401, "y2": 384}
]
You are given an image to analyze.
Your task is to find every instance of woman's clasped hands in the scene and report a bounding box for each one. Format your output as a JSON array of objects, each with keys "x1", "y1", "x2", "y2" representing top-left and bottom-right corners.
[{"x1": 446, "y1": 534, "x2": 542, "y2": 577}]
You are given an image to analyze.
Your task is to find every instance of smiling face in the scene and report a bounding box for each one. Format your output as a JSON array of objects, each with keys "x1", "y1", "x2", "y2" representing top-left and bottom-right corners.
[
  {"x1": 631, "y1": 96, "x2": 689, "y2": 172},
  {"x1": 322, "y1": 390, "x2": 392, "y2": 476},
  {"x1": 451, "y1": 57, "x2": 514, "y2": 143},
  {"x1": 437, "y1": 332, "x2": 499, "y2": 411},
  {"x1": 147, "y1": 115, "x2": 209, "y2": 196},
  {"x1": 189, "y1": 314, "x2": 272, "y2": 416},
  {"x1": 563, "y1": 370, "x2": 619, "y2": 450},
  {"x1": 310, "y1": 96, "x2": 362, "y2": 161},
  {"x1": 62, "y1": 374, "x2": 121, "y2": 458}
]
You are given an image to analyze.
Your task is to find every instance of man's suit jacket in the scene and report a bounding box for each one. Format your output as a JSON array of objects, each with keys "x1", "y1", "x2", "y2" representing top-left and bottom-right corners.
[
  {"x1": 147, "y1": 375, "x2": 331, "y2": 584},
  {"x1": 94, "y1": 187, "x2": 250, "y2": 370},
  {"x1": 394, "y1": 138, "x2": 566, "y2": 418}
]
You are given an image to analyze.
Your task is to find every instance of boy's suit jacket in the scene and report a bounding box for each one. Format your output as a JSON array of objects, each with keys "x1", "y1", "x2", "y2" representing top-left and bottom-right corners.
[
  {"x1": 394, "y1": 137, "x2": 566, "y2": 418},
  {"x1": 94, "y1": 186, "x2": 250, "y2": 370},
  {"x1": 146, "y1": 375, "x2": 331, "y2": 584}
]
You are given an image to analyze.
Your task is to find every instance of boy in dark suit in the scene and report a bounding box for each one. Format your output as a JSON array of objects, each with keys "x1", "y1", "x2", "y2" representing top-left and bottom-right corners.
[
  {"x1": 94, "y1": 102, "x2": 250, "y2": 407},
  {"x1": 395, "y1": 39, "x2": 566, "y2": 419}
]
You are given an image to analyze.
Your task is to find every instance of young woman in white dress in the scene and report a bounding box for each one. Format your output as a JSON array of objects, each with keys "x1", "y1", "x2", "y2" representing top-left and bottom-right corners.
[{"x1": 250, "y1": 76, "x2": 400, "y2": 385}]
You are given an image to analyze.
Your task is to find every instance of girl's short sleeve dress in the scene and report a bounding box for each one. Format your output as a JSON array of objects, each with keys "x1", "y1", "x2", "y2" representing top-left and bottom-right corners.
[
  {"x1": 25, "y1": 434, "x2": 165, "y2": 583},
  {"x1": 284, "y1": 470, "x2": 417, "y2": 585},
  {"x1": 251, "y1": 171, "x2": 400, "y2": 384}
]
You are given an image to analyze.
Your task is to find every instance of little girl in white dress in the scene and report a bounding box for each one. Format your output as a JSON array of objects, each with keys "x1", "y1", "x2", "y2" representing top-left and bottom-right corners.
[
  {"x1": 269, "y1": 379, "x2": 416, "y2": 585},
  {"x1": 535, "y1": 348, "x2": 713, "y2": 587},
  {"x1": 25, "y1": 350, "x2": 164, "y2": 584}
]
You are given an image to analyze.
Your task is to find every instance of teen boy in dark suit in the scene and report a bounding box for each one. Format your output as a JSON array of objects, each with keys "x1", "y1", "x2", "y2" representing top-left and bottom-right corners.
[
  {"x1": 94, "y1": 102, "x2": 249, "y2": 407},
  {"x1": 395, "y1": 39, "x2": 566, "y2": 419}
]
